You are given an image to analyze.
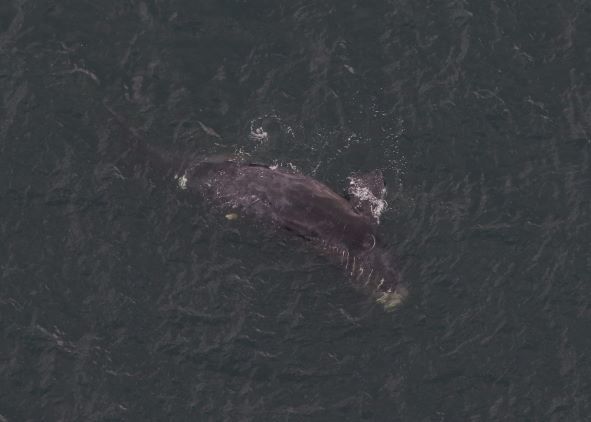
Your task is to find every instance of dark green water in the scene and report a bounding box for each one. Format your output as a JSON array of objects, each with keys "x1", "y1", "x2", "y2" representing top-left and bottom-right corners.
[{"x1": 1, "y1": 1, "x2": 590, "y2": 421}]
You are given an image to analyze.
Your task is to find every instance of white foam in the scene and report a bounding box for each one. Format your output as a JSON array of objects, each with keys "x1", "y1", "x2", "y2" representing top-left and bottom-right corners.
[
  {"x1": 174, "y1": 173, "x2": 188, "y2": 190},
  {"x1": 247, "y1": 113, "x2": 295, "y2": 147},
  {"x1": 248, "y1": 126, "x2": 268, "y2": 143},
  {"x1": 348, "y1": 177, "x2": 388, "y2": 223}
]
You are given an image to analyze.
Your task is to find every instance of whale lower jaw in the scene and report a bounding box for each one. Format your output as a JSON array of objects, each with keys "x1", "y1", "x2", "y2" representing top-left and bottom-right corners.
[{"x1": 375, "y1": 286, "x2": 408, "y2": 312}]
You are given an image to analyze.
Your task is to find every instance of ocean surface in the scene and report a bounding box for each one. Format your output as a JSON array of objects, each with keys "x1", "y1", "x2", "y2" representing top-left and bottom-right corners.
[{"x1": 1, "y1": 1, "x2": 590, "y2": 421}]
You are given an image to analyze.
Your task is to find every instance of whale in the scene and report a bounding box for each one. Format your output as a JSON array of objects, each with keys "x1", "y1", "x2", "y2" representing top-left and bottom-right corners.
[{"x1": 103, "y1": 105, "x2": 407, "y2": 311}]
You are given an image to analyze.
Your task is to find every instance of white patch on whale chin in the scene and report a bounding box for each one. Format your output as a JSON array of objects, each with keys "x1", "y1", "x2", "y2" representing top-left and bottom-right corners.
[
  {"x1": 174, "y1": 173, "x2": 188, "y2": 190},
  {"x1": 348, "y1": 177, "x2": 388, "y2": 223}
]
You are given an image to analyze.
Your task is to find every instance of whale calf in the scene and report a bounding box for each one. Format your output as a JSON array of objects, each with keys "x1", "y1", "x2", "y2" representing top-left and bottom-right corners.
[{"x1": 105, "y1": 106, "x2": 407, "y2": 311}]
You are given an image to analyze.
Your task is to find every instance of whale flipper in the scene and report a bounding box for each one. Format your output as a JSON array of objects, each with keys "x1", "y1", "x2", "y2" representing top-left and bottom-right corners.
[{"x1": 346, "y1": 170, "x2": 387, "y2": 225}]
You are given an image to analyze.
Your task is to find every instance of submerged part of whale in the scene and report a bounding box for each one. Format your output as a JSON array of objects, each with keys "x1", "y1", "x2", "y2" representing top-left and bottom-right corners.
[{"x1": 103, "y1": 105, "x2": 406, "y2": 310}]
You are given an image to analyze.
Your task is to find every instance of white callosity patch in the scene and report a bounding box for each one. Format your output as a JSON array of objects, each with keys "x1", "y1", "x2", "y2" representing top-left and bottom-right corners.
[
  {"x1": 174, "y1": 173, "x2": 188, "y2": 190},
  {"x1": 375, "y1": 287, "x2": 407, "y2": 311},
  {"x1": 347, "y1": 177, "x2": 388, "y2": 224}
]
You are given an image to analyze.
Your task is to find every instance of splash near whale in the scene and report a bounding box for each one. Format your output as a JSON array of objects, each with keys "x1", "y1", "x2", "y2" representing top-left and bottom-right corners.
[{"x1": 104, "y1": 106, "x2": 407, "y2": 311}]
